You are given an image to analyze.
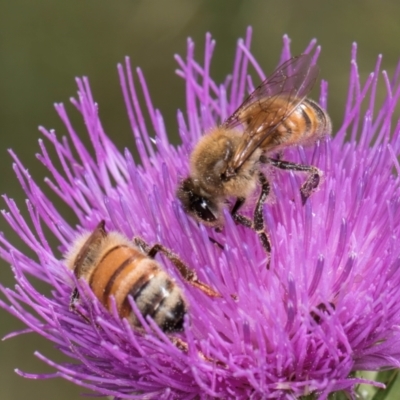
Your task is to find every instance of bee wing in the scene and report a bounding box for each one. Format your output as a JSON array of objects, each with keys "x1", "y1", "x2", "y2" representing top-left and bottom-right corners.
[
  {"x1": 223, "y1": 54, "x2": 319, "y2": 171},
  {"x1": 73, "y1": 220, "x2": 106, "y2": 278}
]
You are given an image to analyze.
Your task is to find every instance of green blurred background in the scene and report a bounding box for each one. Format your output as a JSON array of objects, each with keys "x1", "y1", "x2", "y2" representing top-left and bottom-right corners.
[{"x1": 1, "y1": 1, "x2": 400, "y2": 399}]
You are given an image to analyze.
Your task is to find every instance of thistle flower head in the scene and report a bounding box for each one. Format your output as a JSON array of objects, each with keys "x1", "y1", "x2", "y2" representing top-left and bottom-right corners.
[{"x1": 1, "y1": 28, "x2": 400, "y2": 399}]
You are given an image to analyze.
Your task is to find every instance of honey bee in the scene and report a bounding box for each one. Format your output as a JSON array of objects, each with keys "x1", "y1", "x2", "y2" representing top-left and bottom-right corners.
[
  {"x1": 177, "y1": 54, "x2": 331, "y2": 262},
  {"x1": 65, "y1": 220, "x2": 220, "y2": 332}
]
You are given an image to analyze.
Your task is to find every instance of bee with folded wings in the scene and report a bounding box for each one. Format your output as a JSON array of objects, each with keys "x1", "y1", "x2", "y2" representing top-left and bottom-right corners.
[
  {"x1": 66, "y1": 220, "x2": 220, "y2": 332},
  {"x1": 177, "y1": 54, "x2": 332, "y2": 265}
]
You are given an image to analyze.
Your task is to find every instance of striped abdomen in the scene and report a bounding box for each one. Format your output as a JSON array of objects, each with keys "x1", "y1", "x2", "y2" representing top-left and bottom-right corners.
[
  {"x1": 89, "y1": 244, "x2": 187, "y2": 332},
  {"x1": 257, "y1": 96, "x2": 331, "y2": 151}
]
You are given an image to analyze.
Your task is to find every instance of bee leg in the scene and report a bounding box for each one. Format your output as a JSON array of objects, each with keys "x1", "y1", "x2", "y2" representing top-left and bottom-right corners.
[
  {"x1": 133, "y1": 237, "x2": 151, "y2": 254},
  {"x1": 231, "y1": 197, "x2": 246, "y2": 217},
  {"x1": 69, "y1": 287, "x2": 91, "y2": 323},
  {"x1": 253, "y1": 172, "x2": 272, "y2": 267},
  {"x1": 208, "y1": 236, "x2": 224, "y2": 250},
  {"x1": 69, "y1": 287, "x2": 80, "y2": 311},
  {"x1": 231, "y1": 173, "x2": 272, "y2": 268},
  {"x1": 194, "y1": 222, "x2": 224, "y2": 249},
  {"x1": 231, "y1": 197, "x2": 252, "y2": 228},
  {"x1": 300, "y1": 170, "x2": 320, "y2": 205},
  {"x1": 133, "y1": 237, "x2": 221, "y2": 298},
  {"x1": 232, "y1": 213, "x2": 253, "y2": 228},
  {"x1": 268, "y1": 158, "x2": 321, "y2": 205},
  {"x1": 171, "y1": 337, "x2": 227, "y2": 366}
]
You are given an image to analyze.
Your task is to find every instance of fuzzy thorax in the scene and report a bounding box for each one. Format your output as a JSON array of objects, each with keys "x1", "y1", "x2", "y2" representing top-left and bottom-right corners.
[{"x1": 189, "y1": 128, "x2": 261, "y2": 199}]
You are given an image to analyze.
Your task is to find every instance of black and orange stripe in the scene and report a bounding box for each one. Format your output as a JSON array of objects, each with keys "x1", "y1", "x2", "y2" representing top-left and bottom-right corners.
[{"x1": 72, "y1": 224, "x2": 187, "y2": 333}]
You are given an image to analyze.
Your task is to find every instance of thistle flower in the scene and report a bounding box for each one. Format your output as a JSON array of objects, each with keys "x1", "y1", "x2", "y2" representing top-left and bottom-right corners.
[{"x1": 1, "y1": 27, "x2": 400, "y2": 399}]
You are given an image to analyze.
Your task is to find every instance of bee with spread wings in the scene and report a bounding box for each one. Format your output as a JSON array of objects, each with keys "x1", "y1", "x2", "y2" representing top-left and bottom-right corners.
[{"x1": 177, "y1": 54, "x2": 331, "y2": 265}]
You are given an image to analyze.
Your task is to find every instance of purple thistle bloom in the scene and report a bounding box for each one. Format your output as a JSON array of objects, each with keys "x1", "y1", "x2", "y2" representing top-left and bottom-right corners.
[{"x1": 1, "y1": 27, "x2": 400, "y2": 399}]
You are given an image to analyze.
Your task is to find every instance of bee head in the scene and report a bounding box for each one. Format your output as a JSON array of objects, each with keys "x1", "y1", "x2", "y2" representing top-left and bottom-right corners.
[{"x1": 176, "y1": 177, "x2": 222, "y2": 227}]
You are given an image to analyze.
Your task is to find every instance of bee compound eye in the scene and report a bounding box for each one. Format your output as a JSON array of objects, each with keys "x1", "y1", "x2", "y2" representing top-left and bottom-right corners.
[
  {"x1": 191, "y1": 198, "x2": 217, "y2": 223},
  {"x1": 177, "y1": 178, "x2": 217, "y2": 223}
]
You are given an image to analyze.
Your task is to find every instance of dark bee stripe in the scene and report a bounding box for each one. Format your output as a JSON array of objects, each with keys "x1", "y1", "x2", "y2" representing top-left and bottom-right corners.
[
  {"x1": 119, "y1": 272, "x2": 155, "y2": 322},
  {"x1": 300, "y1": 104, "x2": 312, "y2": 134},
  {"x1": 281, "y1": 120, "x2": 292, "y2": 134},
  {"x1": 98, "y1": 244, "x2": 130, "y2": 266},
  {"x1": 127, "y1": 265, "x2": 159, "y2": 301},
  {"x1": 102, "y1": 254, "x2": 141, "y2": 303},
  {"x1": 305, "y1": 99, "x2": 327, "y2": 126},
  {"x1": 88, "y1": 244, "x2": 132, "y2": 291},
  {"x1": 160, "y1": 299, "x2": 186, "y2": 332}
]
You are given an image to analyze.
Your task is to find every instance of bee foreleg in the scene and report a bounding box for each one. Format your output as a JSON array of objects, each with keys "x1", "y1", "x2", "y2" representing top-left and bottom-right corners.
[
  {"x1": 253, "y1": 172, "x2": 272, "y2": 267},
  {"x1": 268, "y1": 158, "x2": 321, "y2": 205},
  {"x1": 133, "y1": 237, "x2": 221, "y2": 298},
  {"x1": 232, "y1": 213, "x2": 253, "y2": 228},
  {"x1": 231, "y1": 173, "x2": 272, "y2": 268},
  {"x1": 231, "y1": 197, "x2": 246, "y2": 217}
]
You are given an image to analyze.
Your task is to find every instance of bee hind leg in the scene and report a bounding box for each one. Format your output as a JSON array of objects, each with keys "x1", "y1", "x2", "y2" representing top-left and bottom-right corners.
[
  {"x1": 133, "y1": 237, "x2": 221, "y2": 298},
  {"x1": 268, "y1": 158, "x2": 321, "y2": 205}
]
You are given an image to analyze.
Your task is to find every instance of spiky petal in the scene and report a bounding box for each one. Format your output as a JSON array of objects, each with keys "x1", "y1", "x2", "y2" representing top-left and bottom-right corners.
[{"x1": 0, "y1": 29, "x2": 399, "y2": 399}]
